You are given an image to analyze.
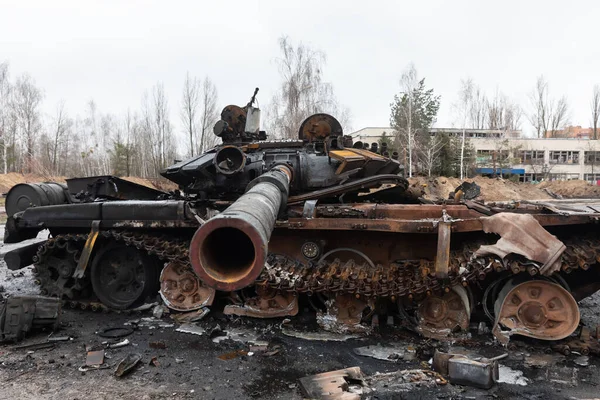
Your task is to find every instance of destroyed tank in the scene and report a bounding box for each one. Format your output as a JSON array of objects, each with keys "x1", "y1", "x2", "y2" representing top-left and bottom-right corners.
[{"x1": 4, "y1": 89, "x2": 600, "y2": 345}]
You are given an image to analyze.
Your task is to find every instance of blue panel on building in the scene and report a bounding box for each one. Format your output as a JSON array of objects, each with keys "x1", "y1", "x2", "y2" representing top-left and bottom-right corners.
[{"x1": 475, "y1": 168, "x2": 525, "y2": 175}]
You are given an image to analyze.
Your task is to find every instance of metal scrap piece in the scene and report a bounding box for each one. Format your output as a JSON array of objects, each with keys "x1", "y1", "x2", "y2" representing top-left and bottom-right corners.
[
  {"x1": 0, "y1": 295, "x2": 61, "y2": 343},
  {"x1": 115, "y1": 353, "x2": 142, "y2": 377},
  {"x1": 299, "y1": 367, "x2": 364, "y2": 400},
  {"x1": 86, "y1": 350, "x2": 105, "y2": 366}
]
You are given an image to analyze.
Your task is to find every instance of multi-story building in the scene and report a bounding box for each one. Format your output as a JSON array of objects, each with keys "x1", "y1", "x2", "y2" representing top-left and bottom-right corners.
[{"x1": 350, "y1": 127, "x2": 600, "y2": 182}]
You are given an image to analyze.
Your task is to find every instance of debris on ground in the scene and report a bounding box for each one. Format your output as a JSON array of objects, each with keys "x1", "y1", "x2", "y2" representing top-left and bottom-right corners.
[
  {"x1": 364, "y1": 369, "x2": 446, "y2": 393},
  {"x1": 211, "y1": 327, "x2": 266, "y2": 346},
  {"x1": 130, "y1": 302, "x2": 158, "y2": 312},
  {"x1": 498, "y1": 365, "x2": 529, "y2": 386},
  {"x1": 152, "y1": 304, "x2": 168, "y2": 319},
  {"x1": 114, "y1": 353, "x2": 142, "y2": 378},
  {"x1": 175, "y1": 323, "x2": 206, "y2": 336},
  {"x1": 218, "y1": 349, "x2": 248, "y2": 361},
  {"x1": 85, "y1": 350, "x2": 105, "y2": 366},
  {"x1": 126, "y1": 317, "x2": 174, "y2": 329},
  {"x1": 96, "y1": 326, "x2": 134, "y2": 339},
  {"x1": 432, "y1": 350, "x2": 507, "y2": 389},
  {"x1": 149, "y1": 340, "x2": 166, "y2": 349},
  {"x1": 0, "y1": 295, "x2": 61, "y2": 342},
  {"x1": 281, "y1": 327, "x2": 362, "y2": 342},
  {"x1": 573, "y1": 355, "x2": 589, "y2": 367},
  {"x1": 298, "y1": 367, "x2": 364, "y2": 400},
  {"x1": 353, "y1": 343, "x2": 417, "y2": 361},
  {"x1": 107, "y1": 338, "x2": 130, "y2": 349}
]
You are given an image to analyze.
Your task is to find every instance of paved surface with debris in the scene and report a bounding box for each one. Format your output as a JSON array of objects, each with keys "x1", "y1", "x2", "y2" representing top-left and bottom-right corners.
[{"x1": 2, "y1": 230, "x2": 600, "y2": 399}]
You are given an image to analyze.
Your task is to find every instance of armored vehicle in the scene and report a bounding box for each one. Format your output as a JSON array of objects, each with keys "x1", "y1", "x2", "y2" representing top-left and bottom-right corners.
[{"x1": 4, "y1": 90, "x2": 600, "y2": 343}]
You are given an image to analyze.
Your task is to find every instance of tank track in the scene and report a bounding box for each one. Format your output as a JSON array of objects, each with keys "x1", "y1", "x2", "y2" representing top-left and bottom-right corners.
[{"x1": 32, "y1": 230, "x2": 600, "y2": 311}]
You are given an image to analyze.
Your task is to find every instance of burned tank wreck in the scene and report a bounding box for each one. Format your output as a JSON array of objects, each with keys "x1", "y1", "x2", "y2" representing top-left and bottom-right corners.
[{"x1": 4, "y1": 89, "x2": 600, "y2": 345}]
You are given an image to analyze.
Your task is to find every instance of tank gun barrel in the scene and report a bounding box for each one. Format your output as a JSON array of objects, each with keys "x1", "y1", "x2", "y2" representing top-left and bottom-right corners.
[{"x1": 189, "y1": 165, "x2": 292, "y2": 291}]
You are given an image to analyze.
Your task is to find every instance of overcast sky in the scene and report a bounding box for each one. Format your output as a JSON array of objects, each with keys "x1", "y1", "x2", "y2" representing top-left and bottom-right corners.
[{"x1": 1, "y1": 0, "x2": 599, "y2": 139}]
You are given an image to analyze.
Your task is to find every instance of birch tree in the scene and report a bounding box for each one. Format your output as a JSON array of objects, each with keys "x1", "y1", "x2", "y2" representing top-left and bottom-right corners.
[
  {"x1": 266, "y1": 36, "x2": 351, "y2": 138},
  {"x1": 198, "y1": 77, "x2": 219, "y2": 153},
  {"x1": 12, "y1": 74, "x2": 43, "y2": 173},
  {"x1": 0, "y1": 62, "x2": 10, "y2": 173},
  {"x1": 181, "y1": 72, "x2": 200, "y2": 157},
  {"x1": 390, "y1": 64, "x2": 440, "y2": 178},
  {"x1": 50, "y1": 100, "x2": 71, "y2": 174},
  {"x1": 454, "y1": 78, "x2": 475, "y2": 179},
  {"x1": 591, "y1": 84, "x2": 600, "y2": 140}
]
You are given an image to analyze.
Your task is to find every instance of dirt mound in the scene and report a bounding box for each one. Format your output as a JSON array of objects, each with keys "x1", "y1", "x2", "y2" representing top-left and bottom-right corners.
[
  {"x1": 538, "y1": 180, "x2": 600, "y2": 198},
  {"x1": 0, "y1": 174, "x2": 178, "y2": 194},
  {"x1": 408, "y1": 176, "x2": 553, "y2": 202},
  {"x1": 0, "y1": 173, "x2": 66, "y2": 194}
]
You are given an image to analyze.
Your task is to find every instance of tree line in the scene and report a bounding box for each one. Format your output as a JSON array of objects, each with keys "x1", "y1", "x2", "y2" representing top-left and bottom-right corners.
[
  {"x1": 0, "y1": 36, "x2": 595, "y2": 180},
  {"x1": 0, "y1": 36, "x2": 352, "y2": 180}
]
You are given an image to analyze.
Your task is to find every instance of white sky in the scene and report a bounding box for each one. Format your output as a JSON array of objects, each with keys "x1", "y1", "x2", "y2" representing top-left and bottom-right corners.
[{"x1": 1, "y1": 0, "x2": 599, "y2": 140}]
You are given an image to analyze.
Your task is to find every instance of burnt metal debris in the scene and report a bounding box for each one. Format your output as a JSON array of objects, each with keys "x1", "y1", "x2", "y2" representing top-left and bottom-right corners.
[
  {"x1": 0, "y1": 295, "x2": 61, "y2": 342},
  {"x1": 4, "y1": 88, "x2": 600, "y2": 347}
]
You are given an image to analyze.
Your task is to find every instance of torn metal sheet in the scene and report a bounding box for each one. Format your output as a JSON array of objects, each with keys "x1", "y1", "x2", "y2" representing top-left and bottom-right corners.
[
  {"x1": 299, "y1": 367, "x2": 364, "y2": 400},
  {"x1": 175, "y1": 323, "x2": 206, "y2": 336},
  {"x1": 475, "y1": 213, "x2": 565, "y2": 276}
]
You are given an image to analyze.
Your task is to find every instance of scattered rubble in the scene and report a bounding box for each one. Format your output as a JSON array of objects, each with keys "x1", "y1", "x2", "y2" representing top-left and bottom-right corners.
[
  {"x1": 353, "y1": 343, "x2": 416, "y2": 361},
  {"x1": 114, "y1": 353, "x2": 142, "y2": 378},
  {"x1": 298, "y1": 367, "x2": 364, "y2": 400},
  {"x1": 281, "y1": 327, "x2": 362, "y2": 342},
  {"x1": 498, "y1": 365, "x2": 529, "y2": 386},
  {"x1": 175, "y1": 323, "x2": 206, "y2": 336}
]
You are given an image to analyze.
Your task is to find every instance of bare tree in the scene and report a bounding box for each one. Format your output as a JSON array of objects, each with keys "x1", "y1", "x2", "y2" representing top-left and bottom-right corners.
[
  {"x1": 528, "y1": 76, "x2": 569, "y2": 138},
  {"x1": 455, "y1": 78, "x2": 475, "y2": 179},
  {"x1": 198, "y1": 77, "x2": 219, "y2": 153},
  {"x1": 181, "y1": 72, "x2": 200, "y2": 157},
  {"x1": 12, "y1": 73, "x2": 43, "y2": 173},
  {"x1": 50, "y1": 100, "x2": 71, "y2": 173},
  {"x1": 0, "y1": 62, "x2": 10, "y2": 173},
  {"x1": 488, "y1": 91, "x2": 523, "y2": 133},
  {"x1": 418, "y1": 134, "x2": 444, "y2": 177},
  {"x1": 549, "y1": 95, "x2": 569, "y2": 137},
  {"x1": 141, "y1": 83, "x2": 175, "y2": 175},
  {"x1": 267, "y1": 36, "x2": 350, "y2": 139},
  {"x1": 528, "y1": 76, "x2": 550, "y2": 138},
  {"x1": 469, "y1": 85, "x2": 487, "y2": 129},
  {"x1": 591, "y1": 84, "x2": 600, "y2": 140}
]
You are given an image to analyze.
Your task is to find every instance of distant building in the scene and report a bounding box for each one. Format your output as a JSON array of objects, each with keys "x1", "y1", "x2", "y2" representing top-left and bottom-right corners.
[
  {"x1": 350, "y1": 127, "x2": 521, "y2": 144},
  {"x1": 545, "y1": 126, "x2": 599, "y2": 139},
  {"x1": 349, "y1": 126, "x2": 600, "y2": 182}
]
